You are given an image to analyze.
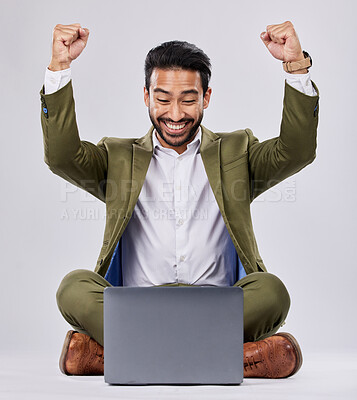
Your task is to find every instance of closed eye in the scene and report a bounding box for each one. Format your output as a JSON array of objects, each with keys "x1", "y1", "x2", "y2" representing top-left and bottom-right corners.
[{"x1": 183, "y1": 100, "x2": 195, "y2": 104}]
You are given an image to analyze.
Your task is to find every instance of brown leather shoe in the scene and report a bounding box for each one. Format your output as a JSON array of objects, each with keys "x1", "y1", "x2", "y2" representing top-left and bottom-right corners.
[
  {"x1": 59, "y1": 330, "x2": 104, "y2": 375},
  {"x1": 243, "y1": 332, "x2": 303, "y2": 378}
]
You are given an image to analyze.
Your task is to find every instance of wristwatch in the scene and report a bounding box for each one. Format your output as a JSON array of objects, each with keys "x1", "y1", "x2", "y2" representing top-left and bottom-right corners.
[{"x1": 283, "y1": 50, "x2": 312, "y2": 73}]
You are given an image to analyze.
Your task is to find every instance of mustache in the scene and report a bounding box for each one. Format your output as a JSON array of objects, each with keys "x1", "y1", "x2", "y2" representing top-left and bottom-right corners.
[{"x1": 159, "y1": 118, "x2": 193, "y2": 124}]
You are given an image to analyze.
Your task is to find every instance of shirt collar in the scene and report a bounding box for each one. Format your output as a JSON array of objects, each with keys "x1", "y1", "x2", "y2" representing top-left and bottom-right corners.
[{"x1": 152, "y1": 127, "x2": 202, "y2": 157}]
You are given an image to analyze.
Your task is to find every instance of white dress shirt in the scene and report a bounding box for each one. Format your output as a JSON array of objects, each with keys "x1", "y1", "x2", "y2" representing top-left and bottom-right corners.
[
  {"x1": 44, "y1": 67, "x2": 317, "y2": 286},
  {"x1": 121, "y1": 128, "x2": 238, "y2": 286}
]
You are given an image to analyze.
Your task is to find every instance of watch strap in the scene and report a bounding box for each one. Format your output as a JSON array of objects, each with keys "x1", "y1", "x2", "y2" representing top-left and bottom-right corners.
[{"x1": 283, "y1": 55, "x2": 312, "y2": 73}]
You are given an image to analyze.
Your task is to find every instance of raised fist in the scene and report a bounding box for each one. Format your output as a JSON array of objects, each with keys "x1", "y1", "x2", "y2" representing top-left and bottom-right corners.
[
  {"x1": 260, "y1": 21, "x2": 304, "y2": 63},
  {"x1": 48, "y1": 23, "x2": 90, "y2": 71}
]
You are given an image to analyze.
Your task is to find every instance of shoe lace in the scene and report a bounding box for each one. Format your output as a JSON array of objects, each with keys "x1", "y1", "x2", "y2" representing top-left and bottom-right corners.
[{"x1": 244, "y1": 356, "x2": 259, "y2": 371}]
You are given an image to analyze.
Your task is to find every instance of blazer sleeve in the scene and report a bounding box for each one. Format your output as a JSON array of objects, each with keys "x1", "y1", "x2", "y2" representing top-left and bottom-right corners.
[
  {"x1": 247, "y1": 80, "x2": 319, "y2": 201},
  {"x1": 40, "y1": 81, "x2": 108, "y2": 202}
]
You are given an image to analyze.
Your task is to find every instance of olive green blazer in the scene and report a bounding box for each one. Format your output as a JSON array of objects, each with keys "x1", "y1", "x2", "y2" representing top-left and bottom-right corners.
[{"x1": 40, "y1": 81, "x2": 319, "y2": 278}]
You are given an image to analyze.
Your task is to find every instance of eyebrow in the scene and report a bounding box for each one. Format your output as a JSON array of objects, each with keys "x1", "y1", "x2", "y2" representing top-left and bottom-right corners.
[{"x1": 153, "y1": 88, "x2": 199, "y2": 96}]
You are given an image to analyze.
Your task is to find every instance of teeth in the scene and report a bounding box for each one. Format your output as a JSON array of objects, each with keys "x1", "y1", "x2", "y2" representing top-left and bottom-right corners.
[{"x1": 165, "y1": 122, "x2": 186, "y2": 130}]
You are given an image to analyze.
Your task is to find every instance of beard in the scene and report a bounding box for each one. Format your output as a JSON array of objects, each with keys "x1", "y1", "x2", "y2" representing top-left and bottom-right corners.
[{"x1": 149, "y1": 110, "x2": 203, "y2": 148}]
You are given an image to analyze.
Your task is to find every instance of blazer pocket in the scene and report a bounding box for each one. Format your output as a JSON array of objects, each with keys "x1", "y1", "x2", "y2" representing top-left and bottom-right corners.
[{"x1": 221, "y1": 152, "x2": 248, "y2": 172}]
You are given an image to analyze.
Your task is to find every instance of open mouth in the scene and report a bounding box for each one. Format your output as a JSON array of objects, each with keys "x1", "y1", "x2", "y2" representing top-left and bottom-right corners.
[{"x1": 161, "y1": 120, "x2": 191, "y2": 135}]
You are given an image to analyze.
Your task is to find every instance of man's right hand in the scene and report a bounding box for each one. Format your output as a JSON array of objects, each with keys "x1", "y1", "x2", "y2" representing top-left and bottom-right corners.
[{"x1": 48, "y1": 23, "x2": 89, "y2": 71}]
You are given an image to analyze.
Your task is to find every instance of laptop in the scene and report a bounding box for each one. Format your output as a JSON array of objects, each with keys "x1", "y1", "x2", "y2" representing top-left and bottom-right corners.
[{"x1": 104, "y1": 286, "x2": 243, "y2": 385}]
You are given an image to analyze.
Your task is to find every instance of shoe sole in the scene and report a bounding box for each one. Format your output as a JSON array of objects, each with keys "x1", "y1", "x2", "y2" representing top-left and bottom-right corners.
[
  {"x1": 59, "y1": 330, "x2": 76, "y2": 375},
  {"x1": 275, "y1": 332, "x2": 303, "y2": 377}
]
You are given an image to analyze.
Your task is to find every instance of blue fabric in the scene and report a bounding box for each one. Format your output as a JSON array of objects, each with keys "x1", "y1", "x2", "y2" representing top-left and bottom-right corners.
[
  {"x1": 104, "y1": 239, "x2": 123, "y2": 286},
  {"x1": 237, "y1": 254, "x2": 246, "y2": 281},
  {"x1": 104, "y1": 238, "x2": 247, "y2": 287}
]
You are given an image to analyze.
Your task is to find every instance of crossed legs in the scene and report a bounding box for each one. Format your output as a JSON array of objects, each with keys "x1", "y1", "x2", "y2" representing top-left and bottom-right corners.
[{"x1": 56, "y1": 269, "x2": 290, "y2": 346}]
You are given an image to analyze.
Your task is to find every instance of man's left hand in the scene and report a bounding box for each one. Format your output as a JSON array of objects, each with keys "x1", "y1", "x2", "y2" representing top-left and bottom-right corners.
[{"x1": 260, "y1": 21, "x2": 304, "y2": 63}]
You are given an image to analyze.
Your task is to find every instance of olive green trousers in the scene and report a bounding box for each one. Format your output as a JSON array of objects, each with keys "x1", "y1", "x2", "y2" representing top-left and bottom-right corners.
[{"x1": 56, "y1": 269, "x2": 290, "y2": 347}]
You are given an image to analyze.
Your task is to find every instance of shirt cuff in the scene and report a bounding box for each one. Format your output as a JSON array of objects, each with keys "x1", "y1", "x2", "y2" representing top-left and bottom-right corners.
[
  {"x1": 284, "y1": 70, "x2": 317, "y2": 97},
  {"x1": 44, "y1": 67, "x2": 72, "y2": 95}
]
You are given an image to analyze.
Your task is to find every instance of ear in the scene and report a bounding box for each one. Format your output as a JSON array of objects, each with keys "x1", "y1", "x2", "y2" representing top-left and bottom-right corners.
[
  {"x1": 144, "y1": 87, "x2": 150, "y2": 107},
  {"x1": 203, "y1": 87, "x2": 212, "y2": 109}
]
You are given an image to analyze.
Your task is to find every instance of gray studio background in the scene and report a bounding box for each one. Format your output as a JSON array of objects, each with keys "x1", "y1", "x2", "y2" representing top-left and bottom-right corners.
[{"x1": 0, "y1": 0, "x2": 356, "y2": 358}]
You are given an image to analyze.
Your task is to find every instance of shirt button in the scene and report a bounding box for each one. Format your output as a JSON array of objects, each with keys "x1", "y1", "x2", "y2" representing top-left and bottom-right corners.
[
  {"x1": 178, "y1": 219, "x2": 183, "y2": 226},
  {"x1": 179, "y1": 255, "x2": 185, "y2": 262}
]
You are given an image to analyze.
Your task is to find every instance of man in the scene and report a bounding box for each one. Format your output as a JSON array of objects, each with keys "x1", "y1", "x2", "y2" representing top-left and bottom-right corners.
[{"x1": 40, "y1": 21, "x2": 319, "y2": 379}]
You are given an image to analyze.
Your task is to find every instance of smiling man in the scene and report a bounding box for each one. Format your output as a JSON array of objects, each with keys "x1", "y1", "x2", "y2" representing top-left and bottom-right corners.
[
  {"x1": 40, "y1": 22, "x2": 319, "y2": 378},
  {"x1": 145, "y1": 67, "x2": 211, "y2": 152}
]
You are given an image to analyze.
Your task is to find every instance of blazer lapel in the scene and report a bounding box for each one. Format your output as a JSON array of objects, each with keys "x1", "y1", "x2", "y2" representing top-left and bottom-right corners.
[
  {"x1": 127, "y1": 127, "x2": 154, "y2": 216},
  {"x1": 200, "y1": 125, "x2": 225, "y2": 216},
  {"x1": 126, "y1": 125, "x2": 225, "y2": 219}
]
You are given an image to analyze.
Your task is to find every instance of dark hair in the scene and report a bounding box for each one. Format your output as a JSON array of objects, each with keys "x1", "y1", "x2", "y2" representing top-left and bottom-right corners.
[{"x1": 145, "y1": 40, "x2": 211, "y2": 94}]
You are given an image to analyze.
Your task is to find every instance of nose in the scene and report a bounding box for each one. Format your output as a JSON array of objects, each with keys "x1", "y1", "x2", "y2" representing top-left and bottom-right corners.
[{"x1": 168, "y1": 101, "x2": 185, "y2": 122}]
